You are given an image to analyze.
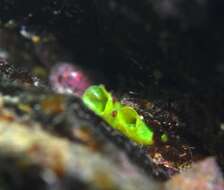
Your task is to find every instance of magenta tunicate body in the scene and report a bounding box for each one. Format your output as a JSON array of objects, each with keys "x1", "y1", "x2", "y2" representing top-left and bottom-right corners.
[{"x1": 49, "y1": 63, "x2": 91, "y2": 96}]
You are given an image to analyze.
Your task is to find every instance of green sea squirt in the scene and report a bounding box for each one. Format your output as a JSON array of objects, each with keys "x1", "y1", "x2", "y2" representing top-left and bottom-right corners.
[{"x1": 82, "y1": 85, "x2": 154, "y2": 145}]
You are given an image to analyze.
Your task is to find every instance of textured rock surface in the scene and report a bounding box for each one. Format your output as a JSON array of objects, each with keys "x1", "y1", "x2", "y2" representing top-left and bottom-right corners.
[
  {"x1": 0, "y1": 121, "x2": 158, "y2": 190},
  {"x1": 165, "y1": 158, "x2": 224, "y2": 190},
  {"x1": 0, "y1": 78, "x2": 161, "y2": 189}
]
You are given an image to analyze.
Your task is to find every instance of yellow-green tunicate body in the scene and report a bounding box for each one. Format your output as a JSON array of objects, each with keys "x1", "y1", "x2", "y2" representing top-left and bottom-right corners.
[{"x1": 82, "y1": 85, "x2": 154, "y2": 145}]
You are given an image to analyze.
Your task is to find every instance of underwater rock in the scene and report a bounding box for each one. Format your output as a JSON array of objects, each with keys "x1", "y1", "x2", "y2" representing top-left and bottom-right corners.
[
  {"x1": 0, "y1": 81, "x2": 162, "y2": 190},
  {"x1": 165, "y1": 158, "x2": 224, "y2": 190}
]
